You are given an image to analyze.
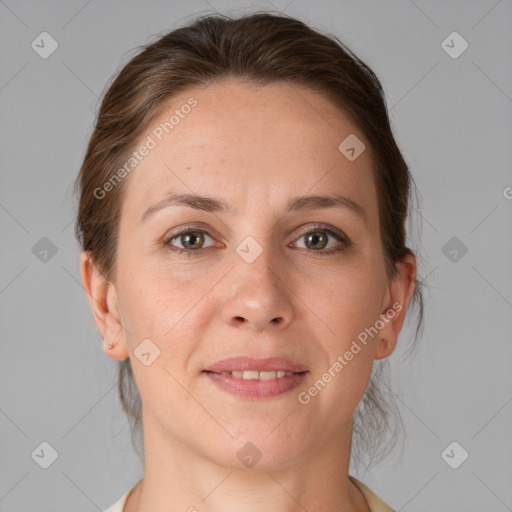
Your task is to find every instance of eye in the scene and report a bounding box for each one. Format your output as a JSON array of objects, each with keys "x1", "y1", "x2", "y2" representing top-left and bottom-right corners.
[
  {"x1": 162, "y1": 223, "x2": 351, "y2": 257},
  {"x1": 292, "y1": 224, "x2": 351, "y2": 254},
  {"x1": 163, "y1": 228, "x2": 216, "y2": 254}
]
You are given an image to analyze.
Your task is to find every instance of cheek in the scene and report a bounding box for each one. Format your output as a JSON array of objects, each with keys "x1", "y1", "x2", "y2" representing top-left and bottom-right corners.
[
  {"x1": 115, "y1": 239, "x2": 181, "y2": 328},
  {"x1": 304, "y1": 258, "x2": 385, "y2": 336},
  {"x1": 117, "y1": 259, "x2": 214, "y2": 366},
  {"x1": 302, "y1": 256, "x2": 384, "y2": 402}
]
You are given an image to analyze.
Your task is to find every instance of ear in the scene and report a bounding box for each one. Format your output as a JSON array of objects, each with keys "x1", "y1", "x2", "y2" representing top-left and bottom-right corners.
[
  {"x1": 374, "y1": 252, "x2": 417, "y2": 360},
  {"x1": 80, "y1": 251, "x2": 129, "y2": 360}
]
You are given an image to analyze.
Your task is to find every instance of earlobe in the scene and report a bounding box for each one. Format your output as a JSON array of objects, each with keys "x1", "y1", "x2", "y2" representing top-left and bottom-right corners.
[
  {"x1": 374, "y1": 253, "x2": 417, "y2": 360},
  {"x1": 80, "y1": 251, "x2": 129, "y2": 360}
]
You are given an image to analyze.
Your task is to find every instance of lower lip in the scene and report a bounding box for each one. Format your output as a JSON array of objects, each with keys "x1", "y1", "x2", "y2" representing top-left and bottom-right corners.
[{"x1": 203, "y1": 371, "x2": 308, "y2": 399}]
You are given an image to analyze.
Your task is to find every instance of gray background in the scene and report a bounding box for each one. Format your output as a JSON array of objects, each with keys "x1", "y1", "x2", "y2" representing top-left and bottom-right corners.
[{"x1": 1, "y1": 0, "x2": 511, "y2": 510}]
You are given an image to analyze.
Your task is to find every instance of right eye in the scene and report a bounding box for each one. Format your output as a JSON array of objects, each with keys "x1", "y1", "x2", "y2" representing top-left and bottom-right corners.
[{"x1": 163, "y1": 228, "x2": 216, "y2": 256}]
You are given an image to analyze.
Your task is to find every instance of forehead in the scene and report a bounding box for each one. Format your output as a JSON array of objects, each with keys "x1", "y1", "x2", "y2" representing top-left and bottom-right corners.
[{"x1": 120, "y1": 80, "x2": 378, "y2": 223}]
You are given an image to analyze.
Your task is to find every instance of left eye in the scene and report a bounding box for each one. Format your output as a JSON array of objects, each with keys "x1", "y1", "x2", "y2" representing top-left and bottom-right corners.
[{"x1": 293, "y1": 228, "x2": 347, "y2": 251}]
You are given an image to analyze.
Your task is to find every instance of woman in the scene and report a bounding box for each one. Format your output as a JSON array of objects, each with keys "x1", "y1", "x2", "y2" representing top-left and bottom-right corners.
[{"x1": 75, "y1": 12, "x2": 423, "y2": 512}]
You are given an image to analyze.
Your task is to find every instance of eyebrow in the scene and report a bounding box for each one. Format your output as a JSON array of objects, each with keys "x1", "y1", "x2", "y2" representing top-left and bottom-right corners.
[{"x1": 139, "y1": 192, "x2": 366, "y2": 223}]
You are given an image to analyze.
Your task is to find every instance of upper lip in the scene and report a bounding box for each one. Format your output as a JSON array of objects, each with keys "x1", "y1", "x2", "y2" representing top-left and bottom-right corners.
[{"x1": 204, "y1": 357, "x2": 308, "y2": 373}]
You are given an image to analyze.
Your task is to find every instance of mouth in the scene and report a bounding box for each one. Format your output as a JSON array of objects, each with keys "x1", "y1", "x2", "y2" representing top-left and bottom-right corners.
[
  {"x1": 202, "y1": 357, "x2": 308, "y2": 399},
  {"x1": 207, "y1": 370, "x2": 301, "y2": 380}
]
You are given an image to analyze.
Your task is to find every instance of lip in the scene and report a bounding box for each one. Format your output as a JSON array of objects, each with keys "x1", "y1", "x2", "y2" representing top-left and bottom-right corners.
[
  {"x1": 203, "y1": 356, "x2": 308, "y2": 373},
  {"x1": 203, "y1": 371, "x2": 308, "y2": 399},
  {"x1": 202, "y1": 357, "x2": 308, "y2": 399}
]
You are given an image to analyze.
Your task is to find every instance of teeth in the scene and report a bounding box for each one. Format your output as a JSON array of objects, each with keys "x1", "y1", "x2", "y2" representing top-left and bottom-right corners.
[
  {"x1": 220, "y1": 370, "x2": 295, "y2": 379},
  {"x1": 242, "y1": 370, "x2": 260, "y2": 379},
  {"x1": 259, "y1": 371, "x2": 277, "y2": 380}
]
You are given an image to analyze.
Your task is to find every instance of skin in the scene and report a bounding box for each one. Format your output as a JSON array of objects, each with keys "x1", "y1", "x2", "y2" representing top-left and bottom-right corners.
[{"x1": 81, "y1": 80, "x2": 416, "y2": 511}]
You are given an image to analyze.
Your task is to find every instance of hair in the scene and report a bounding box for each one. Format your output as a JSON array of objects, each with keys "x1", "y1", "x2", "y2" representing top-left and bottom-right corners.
[{"x1": 74, "y1": 11, "x2": 426, "y2": 471}]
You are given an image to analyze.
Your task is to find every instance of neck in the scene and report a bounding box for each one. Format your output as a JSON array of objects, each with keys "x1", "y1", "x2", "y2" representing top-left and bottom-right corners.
[{"x1": 126, "y1": 412, "x2": 370, "y2": 512}]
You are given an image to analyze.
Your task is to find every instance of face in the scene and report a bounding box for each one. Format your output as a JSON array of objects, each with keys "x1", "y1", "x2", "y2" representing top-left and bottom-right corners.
[{"x1": 86, "y1": 80, "x2": 415, "y2": 470}]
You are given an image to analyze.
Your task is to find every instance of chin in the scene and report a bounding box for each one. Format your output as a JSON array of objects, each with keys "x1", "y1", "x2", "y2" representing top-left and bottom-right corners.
[{"x1": 199, "y1": 428, "x2": 304, "y2": 472}]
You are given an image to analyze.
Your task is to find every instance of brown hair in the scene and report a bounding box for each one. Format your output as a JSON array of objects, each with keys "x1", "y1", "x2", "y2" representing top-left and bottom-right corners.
[{"x1": 74, "y1": 11, "x2": 425, "y2": 470}]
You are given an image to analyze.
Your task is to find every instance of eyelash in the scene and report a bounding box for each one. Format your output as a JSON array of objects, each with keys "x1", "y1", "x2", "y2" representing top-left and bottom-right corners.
[{"x1": 162, "y1": 223, "x2": 352, "y2": 257}]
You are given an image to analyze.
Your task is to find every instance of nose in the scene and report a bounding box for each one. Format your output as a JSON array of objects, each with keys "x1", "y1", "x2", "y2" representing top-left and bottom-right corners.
[{"x1": 220, "y1": 241, "x2": 294, "y2": 333}]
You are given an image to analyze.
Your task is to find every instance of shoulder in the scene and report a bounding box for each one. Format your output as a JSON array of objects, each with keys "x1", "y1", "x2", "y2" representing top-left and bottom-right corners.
[
  {"x1": 349, "y1": 475, "x2": 396, "y2": 512},
  {"x1": 103, "y1": 483, "x2": 137, "y2": 512}
]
